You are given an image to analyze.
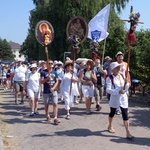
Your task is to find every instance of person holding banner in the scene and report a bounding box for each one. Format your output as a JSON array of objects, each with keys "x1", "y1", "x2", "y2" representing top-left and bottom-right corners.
[
  {"x1": 40, "y1": 60, "x2": 60, "y2": 125},
  {"x1": 106, "y1": 62, "x2": 134, "y2": 139},
  {"x1": 59, "y1": 60, "x2": 79, "y2": 120}
]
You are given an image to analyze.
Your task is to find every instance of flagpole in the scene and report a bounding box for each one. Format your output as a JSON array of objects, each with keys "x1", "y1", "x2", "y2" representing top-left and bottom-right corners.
[{"x1": 101, "y1": 38, "x2": 106, "y2": 65}]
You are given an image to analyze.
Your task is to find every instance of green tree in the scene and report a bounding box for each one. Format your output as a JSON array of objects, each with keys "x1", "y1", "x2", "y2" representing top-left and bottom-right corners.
[
  {"x1": 21, "y1": 0, "x2": 129, "y2": 61},
  {"x1": 0, "y1": 38, "x2": 14, "y2": 61},
  {"x1": 129, "y1": 29, "x2": 150, "y2": 82}
]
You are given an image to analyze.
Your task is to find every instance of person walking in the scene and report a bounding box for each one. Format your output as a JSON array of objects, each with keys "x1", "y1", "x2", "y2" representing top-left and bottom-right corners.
[
  {"x1": 40, "y1": 60, "x2": 60, "y2": 125},
  {"x1": 11, "y1": 58, "x2": 27, "y2": 104},
  {"x1": 94, "y1": 58, "x2": 107, "y2": 111},
  {"x1": 59, "y1": 60, "x2": 79, "y2": 120},
  {"x1": 80, "y1": 60, "x2": 97, "y2": 114},
  {"x1": 115, "y1": 51, "x2": 131, "y2": 115},
  {"x1": 25, "y1": 64, "x2": 40, "y2": 116},
  {"x1": 106, "y1": 62, "x2": 134, "y2": 139}
]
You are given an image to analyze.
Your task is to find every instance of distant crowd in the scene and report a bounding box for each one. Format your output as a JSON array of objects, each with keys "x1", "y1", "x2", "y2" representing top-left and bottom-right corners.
[{"x1": 0, "y1": 51, "x2": 134, "y2": 139}]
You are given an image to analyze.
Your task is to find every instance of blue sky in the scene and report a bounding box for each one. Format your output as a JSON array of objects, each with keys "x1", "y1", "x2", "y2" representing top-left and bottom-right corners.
[{"x1": 0, "y1": 0, "x2": 149, "y2": 45}]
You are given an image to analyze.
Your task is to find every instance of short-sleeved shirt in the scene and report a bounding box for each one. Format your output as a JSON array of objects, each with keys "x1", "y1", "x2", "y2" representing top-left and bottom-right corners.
[
  {"x1": 41, "y1": 69, "x2": 58, "y2": 93},
  {"x1": 12, "y1": 65, "x2": 27, "y2": 81},
  {"x1": 25, "y1": 72, "x2": 40, "y2": 92}
]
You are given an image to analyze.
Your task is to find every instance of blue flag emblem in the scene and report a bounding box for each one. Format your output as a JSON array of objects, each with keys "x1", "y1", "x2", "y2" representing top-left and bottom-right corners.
[{"x1": 91, "y1": 30, "x2": 101, "y2": 42}]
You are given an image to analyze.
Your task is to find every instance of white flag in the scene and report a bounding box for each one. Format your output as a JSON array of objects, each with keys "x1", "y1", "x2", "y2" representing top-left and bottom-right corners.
[{"x1": 88, "y1": 4, "x2": 110, "y2": 42}]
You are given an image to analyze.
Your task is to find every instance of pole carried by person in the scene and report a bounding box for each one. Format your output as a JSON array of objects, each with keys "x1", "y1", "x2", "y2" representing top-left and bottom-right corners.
[
  {"x1": 121, "y1": 6, "x2": 143, "y2": 89},
  {"x1": 88, "y1": 4, "x2": 110, "y2": 63},
  {"x1": 66, "y1": 16, "x2": 88, "y2": 95},
  {"x1": 35, "y1": 20, "x2": 54, "y2": 88}
]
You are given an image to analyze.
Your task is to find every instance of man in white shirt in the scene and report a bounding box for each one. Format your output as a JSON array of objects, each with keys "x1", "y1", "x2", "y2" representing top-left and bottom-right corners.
[{"x1": 11, "y1": 58, "x2": 27, "y2": 104}]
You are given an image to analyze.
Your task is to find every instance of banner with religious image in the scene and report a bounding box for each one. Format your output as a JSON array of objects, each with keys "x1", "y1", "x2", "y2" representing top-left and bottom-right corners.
[{"x1": 35, "y1": 20, "x2": 54, "y2": 46}]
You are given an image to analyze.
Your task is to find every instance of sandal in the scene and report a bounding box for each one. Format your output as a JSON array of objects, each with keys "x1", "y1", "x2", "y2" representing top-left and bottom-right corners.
[
  {"x1": 108, "y1": 126, "x2": 115, "y2": 133},
  {"x1": 126, "y1": 133, "x2": 134, "y2": 139}
]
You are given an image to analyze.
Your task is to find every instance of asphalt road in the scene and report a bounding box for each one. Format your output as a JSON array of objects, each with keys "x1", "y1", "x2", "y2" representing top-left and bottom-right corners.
[{"x1": 0, "y1": 88, "x2": 150, "y2": 150}]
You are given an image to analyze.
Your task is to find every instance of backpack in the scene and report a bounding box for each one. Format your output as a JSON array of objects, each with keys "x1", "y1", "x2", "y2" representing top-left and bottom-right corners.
[
  {"x1": 107, "y1": 75, "x2": 115, "y2": 101},
  {"x1": 94, "y1": 66, "x2": 105, "y2": 86},
  {"x1": 107, "y1": 74, "x2": 124, "y2": 100}
]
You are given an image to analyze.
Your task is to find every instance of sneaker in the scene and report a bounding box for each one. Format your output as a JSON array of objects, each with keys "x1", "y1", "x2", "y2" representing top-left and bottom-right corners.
[
  {"x1": 61, "y1": 98, "x2": 65, "y2": 103},
  {"x1": 126, "y1": 133, "x2": 134, "y2": 139},
  {"x1": 29, "y1": 112, "x2": 34, "y2": 116},
  {"x1": 74, "y1": 100, "x2": 79, "y2": 104},
  {"x1": 46, "y1": 116, "x2": 52, "y2": 122},
  {"x1": 54, "y1": 118, "x2": 60, "y2": 125},
  {"x1": 79, "y1": 99, "x2": 84, "y2": 103},
  {"x1": 96, "y1": 104, "x2": 102, "y2": 111},
  {"x1": 86, "y1": 110, "x2": 92, "y2": 115},
  {"x1": 20, "y1": 100, "x2": 24, "y2": 104},
  {"x1": 108, "y1": 126, "x2": 115, "y2": 133},
  {"x1": 65, "y1": 114, "x2": 71, "y2": 120},
  {"x1": 116, "y1": 110, "x2": 120, "y2": 115},
  {"x1": 15, "y1": 100, "x2": 18, "y2": 105},
  {"x1": 91, "y1": 100, "x2": 95, "y2": 104},
  {"x1": 34, "y1": 111, "x2": 39, "y2": 115}
]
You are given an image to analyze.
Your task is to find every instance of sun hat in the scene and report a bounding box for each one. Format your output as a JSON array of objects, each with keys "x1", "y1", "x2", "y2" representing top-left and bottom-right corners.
[
  {"x1": 64, "y1": 60, "x2": 73, "y2": 67},
  {"x1": 56, "y1": 61, "x2": 63, "y2": 65},
  {"x1": 116, "y1": 51, "x2": 124, "y2": 57},
  {"x1": 105, "y1": 56, "x2": 112, "y2": 60},
  {"x1": 110, "y1": 62, "x2": 123, "y2": 71},
  {"x1": 30, "y1": 64, "x2": 37, "y2": 69}
]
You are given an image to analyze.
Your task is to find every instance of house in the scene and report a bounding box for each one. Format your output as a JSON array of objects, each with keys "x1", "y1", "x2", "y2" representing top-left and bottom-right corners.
[{"x1": 9, "y1": 41, "x2": 25, "y2": 61}]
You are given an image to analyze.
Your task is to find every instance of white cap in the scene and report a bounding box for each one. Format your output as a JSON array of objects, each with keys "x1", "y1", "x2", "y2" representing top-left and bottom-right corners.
[
  {"x1": 56, "y1": 61, "x2": 63, "y2": 65},
  {"x1": 54, "y1": 60, "x2": 58, "y2": 65},
  {"x1": 105, "y1": 56, "x2": 111, "y2": 60},
  {"x1": 116, "y1": 51, "x2": 124, "y2": 57},
  {"x1": 30, "y1": 64, "x2": 37, "y2": 68},
  {"x1": 110, "y1": 62, "x2": 123, "y2": 71},
  {"x1": 16, "y1": 58, "x2": 22, "y2": 62}
]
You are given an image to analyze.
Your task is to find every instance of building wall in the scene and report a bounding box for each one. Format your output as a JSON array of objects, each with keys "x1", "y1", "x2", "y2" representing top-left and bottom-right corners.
[{"x1": 12, "y1": 48, "x2": 25, "y2": 61}]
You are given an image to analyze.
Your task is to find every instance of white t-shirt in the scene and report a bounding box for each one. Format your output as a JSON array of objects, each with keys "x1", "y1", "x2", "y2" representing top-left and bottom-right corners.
[
  {"x1": 25, "y1": 72, "x2": 40, "y2": 92},
  {"x1": 60, "y1": 72, "x2": 79, "y2": 96},
  {"x1": 12, "y1": 65, "x2": 27, "y2": 81},
  {"x1": 106, "y1": 74, "x2": 129, "y2": 108}
]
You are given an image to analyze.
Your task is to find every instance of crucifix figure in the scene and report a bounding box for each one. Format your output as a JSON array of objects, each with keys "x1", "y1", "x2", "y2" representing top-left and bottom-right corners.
[{"x1": 122, "y1": 6, "x2": 144, "y2": 46}]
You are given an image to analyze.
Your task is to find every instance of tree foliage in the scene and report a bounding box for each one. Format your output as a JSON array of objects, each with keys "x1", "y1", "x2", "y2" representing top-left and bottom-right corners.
[
  {"x1": 20, "y1": 0, "x2": 150, "y2": 82},
  {"x1": 0, "y1": 38, "x2": 14, "y2": 61},
  {"x1": 129, "y1": 29, "x2": 150, "y2": 82},
  {"x1": 21, "y1": 0, "x2": 129, "y2": 61}
]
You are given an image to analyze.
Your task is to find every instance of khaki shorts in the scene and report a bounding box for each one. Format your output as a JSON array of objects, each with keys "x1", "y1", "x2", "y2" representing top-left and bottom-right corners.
[
  {"x1": 43, "y1": 91, "x2": 58, "y2": 106},
  {"x1": 94, "y1": 84, "x2": 104, "y2": 101},
  {"x1": 14, "y1": 81, "x2": 25, "y2": 92}
]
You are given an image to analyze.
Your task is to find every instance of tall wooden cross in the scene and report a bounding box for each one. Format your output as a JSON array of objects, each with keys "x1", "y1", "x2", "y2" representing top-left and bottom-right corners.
[{"x1": 121, "y1": 6, "x2": 144, "y2": 88}]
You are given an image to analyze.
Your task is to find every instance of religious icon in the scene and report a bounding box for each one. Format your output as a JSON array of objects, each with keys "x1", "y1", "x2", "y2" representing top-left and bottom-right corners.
[
  {"x1": 66, "y1": 16, "x2": 88, "y2": 44},
  {"x1": 35, "y1": 20, "x2": 54, "y2": 46}
]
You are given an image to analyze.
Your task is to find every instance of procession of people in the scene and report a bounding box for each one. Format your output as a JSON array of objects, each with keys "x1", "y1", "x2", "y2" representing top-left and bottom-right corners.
[{"x1": 0, "y1": 50, "x2": 134, "y2": 139}]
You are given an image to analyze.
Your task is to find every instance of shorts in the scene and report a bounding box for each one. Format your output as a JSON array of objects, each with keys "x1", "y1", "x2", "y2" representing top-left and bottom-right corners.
[
  {"x1": 43, "y1": 91, "x2": 58, "y2": 106},
  {"x1": 28, "y1": 89, "x2": 40, "y2": 99},
  {"x1": 94, "y1": 85, "x2": 104, "y2": 101},
  {"x1": 82, "y1": 85, "x2": 94, "y2": 98},
  {"x1": 14, "y1": 81, "x2": 25, "y2": 92}
]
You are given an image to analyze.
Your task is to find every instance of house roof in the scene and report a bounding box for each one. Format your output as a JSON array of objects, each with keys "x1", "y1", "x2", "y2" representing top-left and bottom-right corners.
[{"x1": 9, "y1": 41, "x2": 21, "y2": 49}]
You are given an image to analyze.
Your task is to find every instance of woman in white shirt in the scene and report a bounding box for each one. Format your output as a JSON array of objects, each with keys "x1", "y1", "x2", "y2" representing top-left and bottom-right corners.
[
  {"x1": 80, "y1": 60, "x2": 97, "y2": 114},
  {"x1": 25, "y1": 64, "x2": 40, "y2": 116},
  {"x1": 106, "y1": 62, "x2": 134, "y2": 139},
  {"x1": 60, "y1": 60, "x2": 79, "y2": 120}
]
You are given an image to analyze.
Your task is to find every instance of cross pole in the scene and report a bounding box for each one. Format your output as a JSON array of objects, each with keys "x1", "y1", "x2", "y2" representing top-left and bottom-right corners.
[{"x1": 121, "y1": 6, "x2": 143, "y2": 89}]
